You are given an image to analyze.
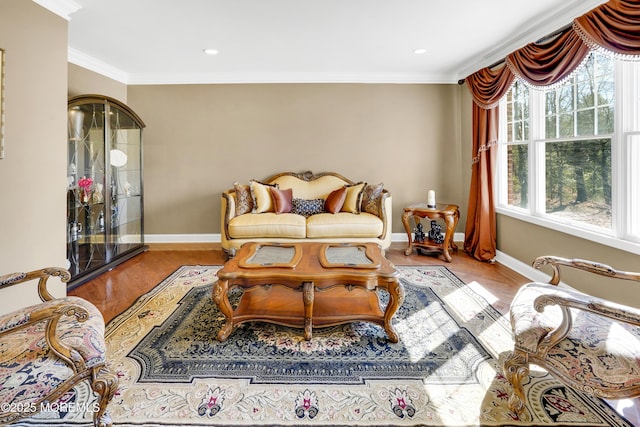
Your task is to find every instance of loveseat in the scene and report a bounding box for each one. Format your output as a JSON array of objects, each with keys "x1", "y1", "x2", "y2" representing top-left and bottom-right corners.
[{"x1": 221, "y1": 171, "x2": 392, "y2": 256}]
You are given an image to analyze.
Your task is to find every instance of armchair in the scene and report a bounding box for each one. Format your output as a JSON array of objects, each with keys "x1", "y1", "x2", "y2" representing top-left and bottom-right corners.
[
  {"x1": 503, "y1": 256, "x2": 640, "y2": 415},
  {"x1": 0, "y1": 267, "x2": 118, "y2": 426}
]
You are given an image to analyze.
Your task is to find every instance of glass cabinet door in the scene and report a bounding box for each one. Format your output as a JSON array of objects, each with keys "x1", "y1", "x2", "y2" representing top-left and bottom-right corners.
[
  {"x1": 67, "y1": 95, "x2": 146, "y2": 288},
  {"x1": 67, "y1": 103, "x2": 108, "y2": 277},
  {"x1": 108, "y1": 105, "x2": 143, "y2": 259}
]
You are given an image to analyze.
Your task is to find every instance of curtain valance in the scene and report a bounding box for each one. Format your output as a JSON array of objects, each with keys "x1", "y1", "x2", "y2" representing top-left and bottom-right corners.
[
  {"x1": 505, "y1": 30, "x2": 591, "y2": 88},
  {"x1": 574, "y1": 0, "x2": 640, "y2": 58},
  {"x1": 466, "y1": 0, "x2": 640, "y2": 105}
]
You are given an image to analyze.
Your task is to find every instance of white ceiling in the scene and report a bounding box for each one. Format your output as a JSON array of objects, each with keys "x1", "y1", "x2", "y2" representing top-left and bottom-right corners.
[{"x1": 41, "y1": 0, "x2": 606, "y2": 85}]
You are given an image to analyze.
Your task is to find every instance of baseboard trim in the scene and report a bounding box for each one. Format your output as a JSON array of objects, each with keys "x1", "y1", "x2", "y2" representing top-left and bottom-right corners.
[
  {"x1": 495, "y1": 250, "x2": 551, "y2": 283},
  {"x1": 144, "y1": 232, "x2": 468, "y2": 252},
  {"x1": 145, "y1": 232, "x2": 465, "y2": 245}
]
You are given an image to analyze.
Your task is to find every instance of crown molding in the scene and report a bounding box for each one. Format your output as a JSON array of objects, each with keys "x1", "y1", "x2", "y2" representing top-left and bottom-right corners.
[
  {"x1": 126, "y1": 71, "x2": 456, "y2": 85},
  {"x1": 456, "y1": 0, "x2": 608, "y2": 80},
  {"x1": 68, "y1": 48, "x2": 129, "y2": 84},
  {"x1": 68, "y1": 48, "x2": 458, "y2": 84},
  {"x1": 32, "y1": 0, "x2": 81, "y2": 20}
]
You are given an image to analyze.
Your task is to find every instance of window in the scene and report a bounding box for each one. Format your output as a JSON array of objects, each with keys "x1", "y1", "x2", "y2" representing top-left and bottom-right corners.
[{"x1": 497, "y1": 52, "x2": 640, "y2": 253}]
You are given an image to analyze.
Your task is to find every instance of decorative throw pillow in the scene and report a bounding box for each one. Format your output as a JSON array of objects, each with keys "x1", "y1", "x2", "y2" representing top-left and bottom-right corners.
[
  {"x1": 341, "y1": 182, "x2": 366, "y2": 214},
  {"x1": 250, "y1": 180, "x2": 278, "y2": 213},
  {"x1": 233, "y1": 182, "x2": 253, "y2": 215},
  {"x1": 361, "y1": 182, "x2": 384, "y2": 216},
  {"x1": 291, "y1": 198, "x2": 325, "y2": 217},
  {"x1": 270, "y1": 187, "x2": 293, "y2": 214},
  {"x1": 325, "y1": 187, "x2": 347, "y2": 214}
]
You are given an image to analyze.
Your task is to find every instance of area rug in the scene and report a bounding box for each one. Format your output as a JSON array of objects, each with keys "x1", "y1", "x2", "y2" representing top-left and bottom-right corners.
[{"x1": 16, "y1": 265, "x2": 632, "y2": 426}]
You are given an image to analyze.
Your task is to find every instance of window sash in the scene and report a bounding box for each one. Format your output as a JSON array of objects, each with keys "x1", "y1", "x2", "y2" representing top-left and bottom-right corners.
[{"x1": 496, "y1": 56, "x2": 640, "y2": 254}]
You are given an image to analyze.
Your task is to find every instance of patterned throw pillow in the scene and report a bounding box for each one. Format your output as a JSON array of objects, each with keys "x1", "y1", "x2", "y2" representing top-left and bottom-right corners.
[
  {"x1": 341, "y1": 182, "x2": 366, "y2": 214},
  {"x1": 233, "y1": 182, "x2": 253, "y2": 215},
  {"x1": 291, "y1": 198, "x2": 325, "y2": 217},
  {"x1": 361, "y1": 182, "x2": 384, "y2": 217}
]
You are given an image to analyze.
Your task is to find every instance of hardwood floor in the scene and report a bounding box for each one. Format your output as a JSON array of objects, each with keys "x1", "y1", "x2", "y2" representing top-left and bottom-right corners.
[
  {"x1": 68, "y1": 242, "x2": 640, "y2": 425},
  {"x1": 70, "y1": 242, "x2": 531, "y2": 323}
]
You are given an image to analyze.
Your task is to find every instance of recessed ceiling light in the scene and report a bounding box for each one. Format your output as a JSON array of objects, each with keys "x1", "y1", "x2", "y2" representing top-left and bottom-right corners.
[
  {"x1": 203, "y1": 48, "x2": 219, "y2": 55},
  {"x1": 413, "y1": 48, "x2": 427, "y2": 55}
]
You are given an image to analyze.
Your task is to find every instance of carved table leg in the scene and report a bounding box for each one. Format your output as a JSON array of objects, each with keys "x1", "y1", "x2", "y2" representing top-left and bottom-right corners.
[
  {"x1": 442, "y1": 213, "x2": 455, "y2": 262},
  {"x1": 450, "y1": 208, "x2": 460, "y2": 252},
  {"x1": 302, "y1": 281, "x2": 314, "y2": 340},
  {"x1": 383, "y1": 279, "x2": 404, "y2": 343},
  {"x1": 402, "y1": 211, "x2": 414, "y2": 256},
  {"x1": 212, "y1": 279, "x2": 234, "y2": 342}
]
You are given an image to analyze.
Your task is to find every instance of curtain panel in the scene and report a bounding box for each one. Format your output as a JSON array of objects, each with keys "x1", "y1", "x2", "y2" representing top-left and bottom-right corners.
[{"x1": 462, "y1": 0, "x2": 640, "y2": 261}]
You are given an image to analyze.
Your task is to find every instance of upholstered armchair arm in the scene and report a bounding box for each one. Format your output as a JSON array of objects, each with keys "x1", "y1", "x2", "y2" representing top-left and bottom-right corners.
[
  {"x1": 533, "y1": 285, "x2": 640, "y2": 351},
  {"x1": 0, "y1": 267, "x2": 71, "y2": 301},
  {"x1": 534, "y1": 255, "x2": 640, "y2": 286},
  {"x1": 0, "y1": 298, "x2": 92, "y2": 372}
]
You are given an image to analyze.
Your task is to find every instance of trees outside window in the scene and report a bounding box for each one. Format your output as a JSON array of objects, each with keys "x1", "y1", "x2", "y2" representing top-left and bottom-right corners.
[{"x1": 498, "y1": 52, "x2": 640, "y2": 251}]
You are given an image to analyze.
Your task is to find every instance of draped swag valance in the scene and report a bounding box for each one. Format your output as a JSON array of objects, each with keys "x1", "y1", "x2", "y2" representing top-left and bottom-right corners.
[
  {"x1": 467, "y1": 0, "x2": 640, "y2": 107},
  {"x1": 462, "y1": 0, "x2": 640, "y2": 262}
]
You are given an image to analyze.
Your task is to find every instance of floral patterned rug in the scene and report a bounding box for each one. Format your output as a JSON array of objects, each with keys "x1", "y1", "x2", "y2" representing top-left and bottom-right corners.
[{"x1": 16, "y1": 265, "x2": 632, "y2": 426}]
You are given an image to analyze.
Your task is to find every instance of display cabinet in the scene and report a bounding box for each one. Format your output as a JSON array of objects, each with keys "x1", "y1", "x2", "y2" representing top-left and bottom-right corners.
[{"x1": 67, "y1": 95, "x2": 146, "y2": 288}]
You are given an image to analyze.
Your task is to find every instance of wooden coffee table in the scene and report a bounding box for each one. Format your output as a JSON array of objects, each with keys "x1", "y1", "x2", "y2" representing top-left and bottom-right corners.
[{"x1": 213, "y1": 242, "x2": 403, "y2": 342}]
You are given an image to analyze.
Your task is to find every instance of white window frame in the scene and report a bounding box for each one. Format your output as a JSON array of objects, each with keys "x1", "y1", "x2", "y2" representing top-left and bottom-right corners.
[{"x1": 496, "y1": 55, "x2": 640, "y2": 255}]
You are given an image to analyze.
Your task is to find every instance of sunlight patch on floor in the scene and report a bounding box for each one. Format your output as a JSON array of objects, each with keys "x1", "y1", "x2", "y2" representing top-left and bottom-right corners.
[
  {"x1": 465, "y1": 280, "x2": 499, "y2": 306},
  {"x1": 606, "y1": 398, "x2": 640, "y2": 426},
  {"x1": 397, "y1": 306, "x2": 455, "y2": 363},
  {"x1": 441, "y1": 283, "x2": 492, "y2": 323}
]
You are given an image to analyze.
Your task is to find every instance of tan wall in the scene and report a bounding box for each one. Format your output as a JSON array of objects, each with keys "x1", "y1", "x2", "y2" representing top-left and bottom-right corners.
[
  {"x1": 0, "y1": 1, "x2": 68, "y2": 312},
  {"x1": 68, "y1": 63, "x2": 127, "y2": 102},
  {"x1": 127, "y1": 83, "x2": 470, "y2": 237},
  {"x1": 497, "y1": 214, "x2": 640, "y2": 307}
]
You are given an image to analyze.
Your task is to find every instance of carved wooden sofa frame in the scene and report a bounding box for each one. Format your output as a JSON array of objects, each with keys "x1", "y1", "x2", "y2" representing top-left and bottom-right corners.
[
  {"x1": 503, "y1": 255, "x2": 640, "y2": 415},
  {"x1": 0, "y1": 267, "x2": 118, "y2": 426}
]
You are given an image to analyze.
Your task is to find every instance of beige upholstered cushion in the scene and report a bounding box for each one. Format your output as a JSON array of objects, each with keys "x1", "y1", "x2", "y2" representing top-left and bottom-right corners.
[
  {"x1": 270, "y1": 187, "x2": 293, "y2": 214},
  {"x1": 306, "y1": 212, "x2": 383, "y2": 238},
  {"x1": 251, "y1": 180, "x2": 278, "y2": 213},
  {"x1": 233, "y1": 182, "x2": 253, "y2": 215},
  {"x1": 341, "y1": 182, "x2": 366, "y2": 214},
  {"x1": 361, "y1": 182, "x2": 384, "y2": 217},
  {"x1": 325, "y1": 187, "x2": 347, "y2": 213},
  {"x1": 228, "y1": 212, "x2": 306, "y2": 238},
  {"x1": 270, "y1": 175, "x2": 349, "y2": 200}
]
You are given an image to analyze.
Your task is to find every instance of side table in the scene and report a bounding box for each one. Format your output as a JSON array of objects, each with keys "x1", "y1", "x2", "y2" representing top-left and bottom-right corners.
[{"x1": 402, "y1": 203, "x2": 460, "y2": 262}]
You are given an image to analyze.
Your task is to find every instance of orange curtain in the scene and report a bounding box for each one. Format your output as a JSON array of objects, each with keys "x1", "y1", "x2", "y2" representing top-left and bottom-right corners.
[
  {"x1": 462, "y1": 0, "x2": 640, "y2": 262},
  {"x1": 463, "y1": 66, "x2": 514, "y2": 260},
  {"x1": 464, "y1": 104, "x2": 500, "y2": 261},
  {"x1": 574, "y1": 0, "x2": 640, "y2": 56},
  {"x1": 506, "y1": 30, "x2": 591, "y2": 87}
]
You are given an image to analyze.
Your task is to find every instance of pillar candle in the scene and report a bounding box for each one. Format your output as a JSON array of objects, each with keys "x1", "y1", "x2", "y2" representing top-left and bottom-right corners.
[{"x1": 427, "y1": 190, "x2": 436, "y2": 208}]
